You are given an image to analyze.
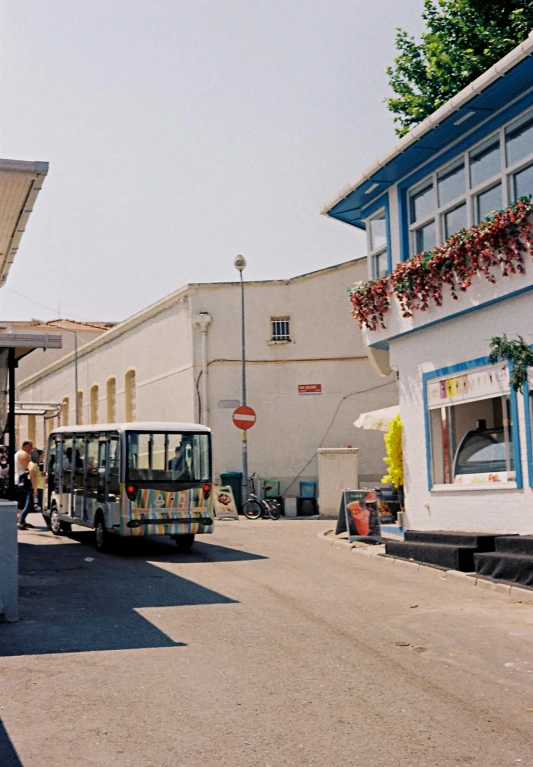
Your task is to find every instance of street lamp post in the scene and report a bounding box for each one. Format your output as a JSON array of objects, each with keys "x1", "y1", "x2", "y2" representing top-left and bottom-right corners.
[{"x1": 234, "y1": 255, "x2": 248, "y2": 505}]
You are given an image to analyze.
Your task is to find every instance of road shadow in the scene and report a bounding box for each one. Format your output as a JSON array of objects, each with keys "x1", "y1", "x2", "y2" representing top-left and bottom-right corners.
[
  {"x1": 0, "y1": 529, "x2": 265, "y2": 657},
  {"x1": 0, "y1": 718, "x2": 22, "y2": 767}
]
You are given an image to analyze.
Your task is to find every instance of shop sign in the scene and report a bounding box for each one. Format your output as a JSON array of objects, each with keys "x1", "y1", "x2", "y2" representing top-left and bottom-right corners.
[
  {"x1": 335, "y1": 489, "x2": 382, "y2": 542},
  {"x1": 213, "y1": 485, "x2": 239, "y2": 520},
  {"x1": 427, "y1": 365, "x2": 509, "y2": 409},
  {"x1": 298, "y1": 384, "x2": 322, "y2": 394}
]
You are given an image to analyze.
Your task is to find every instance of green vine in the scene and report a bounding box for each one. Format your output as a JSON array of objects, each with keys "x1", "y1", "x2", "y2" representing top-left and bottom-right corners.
[{"x1": 489, "y1": 334, "x2": 533, "y2": 392}]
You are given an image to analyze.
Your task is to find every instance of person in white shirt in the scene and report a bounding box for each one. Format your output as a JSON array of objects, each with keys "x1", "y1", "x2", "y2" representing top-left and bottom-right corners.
[{"x1": 14, "y1": 441, "x2": 32, "y2": 483}]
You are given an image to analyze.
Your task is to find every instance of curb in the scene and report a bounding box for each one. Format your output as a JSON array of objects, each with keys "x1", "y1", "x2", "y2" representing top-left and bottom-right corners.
[{"x1": 317, "y1": 529, "x2": 533, "y2": 604}]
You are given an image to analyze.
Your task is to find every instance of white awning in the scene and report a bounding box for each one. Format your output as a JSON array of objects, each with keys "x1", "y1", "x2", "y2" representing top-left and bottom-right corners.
[
  {"x1": 353, "y1": 405, "x2": 400, "y2": 432},
  {"x1": 0, "y1": 159, "x2": 49, "y2": 286}
]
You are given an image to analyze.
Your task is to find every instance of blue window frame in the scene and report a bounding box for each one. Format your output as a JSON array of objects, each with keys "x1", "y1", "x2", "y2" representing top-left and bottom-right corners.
[
  {"x1": 399, "y1": 93, "x2": 533, "y2": 262},
  {"x1": 423, "y1": 357, "x2": 522, "y2": 490},
  {"x1": 363, "y1": 193, "x2": 392, "y2": 279}
]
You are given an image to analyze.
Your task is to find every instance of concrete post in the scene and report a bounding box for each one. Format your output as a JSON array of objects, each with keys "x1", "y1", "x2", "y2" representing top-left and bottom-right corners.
[{"x1": 0, "y1": 500, "x2": 18, "y2": 622}]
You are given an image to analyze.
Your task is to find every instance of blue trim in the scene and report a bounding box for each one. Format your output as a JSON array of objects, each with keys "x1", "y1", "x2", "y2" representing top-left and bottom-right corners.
[
  {"x1": 367, "y1": 282, "x2": 533, "y2": 348},
  {"x1": 422, "y1": 356, "x2": 523, "y2": 490},
  {"x1": 523, "y1": 381, "x2": 533, "y2": 487},
  {"x1": 365, "y1": 193, "x2": 393, "y2": 276},
  {"x1": 422, "y1": 369, "x2": 433, "y2": 491},
  {"x1": 509, "y1": 361, "x2": 523, "y2": 489},
  {"x1": 399, "y1": 89, "x2": 533, "y2": 261}
]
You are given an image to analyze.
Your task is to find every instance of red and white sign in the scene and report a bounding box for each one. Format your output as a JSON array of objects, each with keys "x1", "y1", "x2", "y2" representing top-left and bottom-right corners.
[
  {"x1": 232, "y1": 405, "x2": 257, "y2": 430},
  {"x1": 298, "y1": 384, "x2": 322, "y2": 395}
]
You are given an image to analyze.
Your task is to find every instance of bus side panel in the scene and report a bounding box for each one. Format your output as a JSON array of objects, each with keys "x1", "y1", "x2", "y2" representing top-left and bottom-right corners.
[{"x1": 120, "y1": 487, "x2": 214, "y2": 537}]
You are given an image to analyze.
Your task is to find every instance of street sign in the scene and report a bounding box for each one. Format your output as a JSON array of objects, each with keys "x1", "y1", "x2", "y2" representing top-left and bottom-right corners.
[
  {"x1": 298, "y1": 384, "x2": 322, "y2": 394},
  {"x1": 232, "y1": 405, "x2": 257, "y2": 430}
]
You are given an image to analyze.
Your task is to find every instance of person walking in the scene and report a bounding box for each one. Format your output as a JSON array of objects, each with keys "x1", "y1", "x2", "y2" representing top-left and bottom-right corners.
[
  {"x1": 19, "y1": 448, "x2": 44, "y2": 530},
  {"x1": 15, "y1": 440, "x2": 32, "y2": 519}
]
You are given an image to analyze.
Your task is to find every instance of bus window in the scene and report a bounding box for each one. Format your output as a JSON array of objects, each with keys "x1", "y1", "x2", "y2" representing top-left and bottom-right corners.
[
  {"x1": 109, "y1": 435, "x2": 120, "y2": 497},
  {"x1": 73, "y1": 435, "x2": 85, "y2": 491},
  {"x1": 86, "y1": 433, "x2": 99, "y2": 493},
  {"x1": 63, "y1": 435, "x2": 73, "y2": 492}
]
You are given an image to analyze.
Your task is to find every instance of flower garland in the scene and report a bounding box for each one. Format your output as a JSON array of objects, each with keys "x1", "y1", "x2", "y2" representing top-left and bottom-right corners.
[{"x1": 347, "y1": 197, "x2": 533, "y2": 330}]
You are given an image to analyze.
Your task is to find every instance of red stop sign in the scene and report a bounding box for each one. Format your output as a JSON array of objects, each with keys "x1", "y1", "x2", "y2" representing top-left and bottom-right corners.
[{"x1": 232, "y1": 405, "x2": 257, "y2": 430}]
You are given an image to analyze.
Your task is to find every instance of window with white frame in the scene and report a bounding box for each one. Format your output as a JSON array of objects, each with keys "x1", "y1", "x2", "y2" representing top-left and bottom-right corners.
[
  {"x1": 408, "y1": 106, "x2": 533, "y2": 256},
  {"x1": 368, "y1": 209, "x2": 388, "y2": 279},
  {"x1": 427, "y1": 365, "x2": 515, "y2": 487},
  {"x1": 270, "y1": 317, "x2": 291, "y2": 342}
]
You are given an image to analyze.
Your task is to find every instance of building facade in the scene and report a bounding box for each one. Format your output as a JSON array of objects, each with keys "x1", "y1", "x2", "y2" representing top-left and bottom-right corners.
[
  {"x1": 17, "y1": 259, "x2": 398, "y2": 493},
  {"x1": 323, "y1": 35, "x2": 533, "y2": 532}
]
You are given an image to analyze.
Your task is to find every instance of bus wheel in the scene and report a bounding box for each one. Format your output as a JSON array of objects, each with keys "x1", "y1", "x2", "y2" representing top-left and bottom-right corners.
[
  {"x1": 50, "y1": 506, "x2": 70, "y2": 535},
  {"x1": 173, "y1": 534, "x2": 195, "y2": 551},
  {"x1": 95, "y1": 514, "x2": 110, "y2": 553}
]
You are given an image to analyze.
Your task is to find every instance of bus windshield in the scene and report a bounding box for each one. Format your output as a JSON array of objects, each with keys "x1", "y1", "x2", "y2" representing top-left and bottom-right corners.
[{"x1": 126, "y1": 431, "x2": 210, "y2": 483}]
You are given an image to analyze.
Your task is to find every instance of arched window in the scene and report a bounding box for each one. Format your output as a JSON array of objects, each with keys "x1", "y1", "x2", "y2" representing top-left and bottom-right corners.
[
  {"x1": 125, "y1": 370, "x2": 136, "y2": 422},
  {"x1": 77, "y1": 391, "x2": 84, "y2": 425},
  {"x1": 107, "y1": 377, "x2": 117, "y2": 423},
  {"x1": 61, "y1": 397, "x2": 69, "y2": 427},
  {"x1": 90, "y1": 385, "x2": 99, "y2": 424},
  {"x1": 28, "y1": 414, "x2": 36, "y2": 444}
]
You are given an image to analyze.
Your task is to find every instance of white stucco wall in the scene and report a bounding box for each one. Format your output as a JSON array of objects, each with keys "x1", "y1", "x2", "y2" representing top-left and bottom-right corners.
[
  {"x1": 189, "y1": 261, "x2": 398, "y2": 489},
  {"x1": 18, "y1": 297, "x2": 196, "y2": 448},
  {"x1": 17, "y1": 260, "x2": 399, "y2": 493},
  {"x1": 390, "y1": 290, "x2": 533, "y2": 533}
]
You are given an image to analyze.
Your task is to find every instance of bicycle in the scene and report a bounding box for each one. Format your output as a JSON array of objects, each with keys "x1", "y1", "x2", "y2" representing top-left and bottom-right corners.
[{"x1": 243, "y1": 474, "x2": 281, "y2": 520}]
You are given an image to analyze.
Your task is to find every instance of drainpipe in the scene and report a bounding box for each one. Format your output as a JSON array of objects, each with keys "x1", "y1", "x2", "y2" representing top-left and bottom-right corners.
[{"x1": 194, "y1": 313, "x2": 212, "y2": 425}]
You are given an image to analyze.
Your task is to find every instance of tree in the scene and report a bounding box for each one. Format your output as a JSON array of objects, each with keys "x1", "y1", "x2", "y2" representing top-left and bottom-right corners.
[{"x1": 386, "y1": 0, "x2": 533, "y2": 136}]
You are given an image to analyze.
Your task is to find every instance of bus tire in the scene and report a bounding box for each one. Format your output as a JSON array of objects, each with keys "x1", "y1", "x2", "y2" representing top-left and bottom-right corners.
[
  {"x1": 94, "y1": 513, "x2": 111, "y2": 553},
  {"x1": 50, "y1": 506, "x2": 71, "y2": 535},
  {"x1": 173, "y1": 533, "x2": 195, "y2": 551}
]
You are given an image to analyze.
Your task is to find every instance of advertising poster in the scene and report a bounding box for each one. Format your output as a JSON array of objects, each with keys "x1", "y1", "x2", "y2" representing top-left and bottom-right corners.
[
  {"x1": 335, "y1": 490, "x2": 382, "y2": 542},
  {"x1": 213, "y1": 485, "x2": 239, "y2": 520}
]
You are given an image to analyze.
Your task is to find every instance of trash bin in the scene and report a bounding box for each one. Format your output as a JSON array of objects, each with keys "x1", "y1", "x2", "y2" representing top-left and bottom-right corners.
[{"x1": 220, "y1": 472, "x2": 243, "y2": 513}]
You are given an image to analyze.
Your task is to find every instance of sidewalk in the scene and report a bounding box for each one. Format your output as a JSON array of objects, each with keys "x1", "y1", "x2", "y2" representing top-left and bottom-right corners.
[{"x1": 318, "y1": 527, "x2": 533, "y2": 603}]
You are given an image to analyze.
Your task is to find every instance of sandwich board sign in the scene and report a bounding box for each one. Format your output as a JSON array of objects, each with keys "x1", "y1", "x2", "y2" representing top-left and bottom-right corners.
[
  {"x1": 213, "y1": 485, "x2": 239, "y2": 520},
  {"x1": 335, "y1": 489, "x2": 382, "y2": 543}
]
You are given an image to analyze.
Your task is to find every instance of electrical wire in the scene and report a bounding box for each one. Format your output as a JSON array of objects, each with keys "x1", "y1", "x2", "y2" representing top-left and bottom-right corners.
[{"x1": 280, "y1": 379, "x2": 396, "y2": 496}]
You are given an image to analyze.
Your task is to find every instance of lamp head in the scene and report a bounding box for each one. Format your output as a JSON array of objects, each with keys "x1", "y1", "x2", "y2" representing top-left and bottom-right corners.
[{"x1": 234, "y1": 255, "x2": 247, "y2": 272}]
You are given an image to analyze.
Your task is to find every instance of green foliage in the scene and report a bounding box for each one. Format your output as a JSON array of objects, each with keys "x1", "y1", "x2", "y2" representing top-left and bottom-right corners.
[
  {"x1": 386, "y1": 0, "x2": 533, "y2": 136},
  {"x1": 489, "y1": 334, "x2": 533, "y2": 392}
]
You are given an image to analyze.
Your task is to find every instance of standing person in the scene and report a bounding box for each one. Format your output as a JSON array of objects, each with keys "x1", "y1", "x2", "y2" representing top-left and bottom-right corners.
[
  {"x1": 15, "y1": 440, "x2": 32, "y2": 517},
  {"x1": 0, "y1": 450, "x2": 9, "y2": 498},
  {"x1": 19, "y1": 448, "x2": 44, "y2": 530},
  {"x1": 14, "y1": 440, "x2": 32, "y2": 484}
]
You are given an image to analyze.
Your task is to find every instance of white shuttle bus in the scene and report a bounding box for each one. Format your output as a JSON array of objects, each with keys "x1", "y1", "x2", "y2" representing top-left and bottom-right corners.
[{"x1": 44, "y1": 422, "x2": 214, "y2": 552}]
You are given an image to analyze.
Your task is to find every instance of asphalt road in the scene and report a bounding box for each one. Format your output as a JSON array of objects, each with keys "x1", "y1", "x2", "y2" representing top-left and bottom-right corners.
[{"x1": 2, "y1": 516, "x2": 533, "y2": 767}]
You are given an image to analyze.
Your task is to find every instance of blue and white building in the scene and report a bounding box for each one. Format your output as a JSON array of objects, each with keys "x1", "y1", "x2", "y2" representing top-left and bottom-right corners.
[{"x1": 324, "y1": 34, "x2": 533, "y2": 533}]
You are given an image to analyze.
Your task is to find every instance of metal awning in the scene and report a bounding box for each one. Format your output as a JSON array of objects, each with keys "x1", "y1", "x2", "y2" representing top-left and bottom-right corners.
[
  {"x1": 0, "y1": 159, "x2": 49, "y2": 285},
  {"x1": 354, "y1": 405, "x2": 400, "y2": 432},
  {"x1": 15, "y1": 401, "x2": 61, "y2": 416}
]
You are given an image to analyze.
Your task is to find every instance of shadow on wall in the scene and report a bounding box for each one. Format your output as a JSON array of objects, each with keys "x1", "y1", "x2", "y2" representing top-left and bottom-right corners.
[
  {"x1": 0, "y1": 532, "x2": 266, "y2": 657},
  {"x1": 0, "y1": 718, "x2": 23, "y2": 767}
]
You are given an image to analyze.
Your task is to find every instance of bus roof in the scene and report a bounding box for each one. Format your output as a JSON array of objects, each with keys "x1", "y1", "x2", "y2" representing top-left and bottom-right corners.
[{"x1": 49, "y1": 422, "x2": 212, "y2": 435}]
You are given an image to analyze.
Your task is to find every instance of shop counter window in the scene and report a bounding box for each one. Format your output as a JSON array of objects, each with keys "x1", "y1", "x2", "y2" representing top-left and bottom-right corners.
[{"x1": 426, "y1": 365, "x2": 515, "y2": 487}]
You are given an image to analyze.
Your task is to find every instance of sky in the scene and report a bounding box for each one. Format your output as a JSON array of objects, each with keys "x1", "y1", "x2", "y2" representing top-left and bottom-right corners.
[{"x1": 0, "y1": 0, "x2": 424, "y2": 323}]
